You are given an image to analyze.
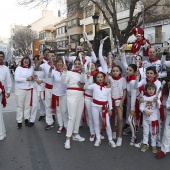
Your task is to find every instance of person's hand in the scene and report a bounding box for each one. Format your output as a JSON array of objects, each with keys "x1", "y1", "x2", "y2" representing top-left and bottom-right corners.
[
  {"x1": 108, "y1": 110, "x2": 112, "y2": 116},
  {"x1": 167, "y1": 107, "x2": 170, "y2": 111},
  {"x1": 130, "y1": 110, "x2": 135, "y2": 116},
  {"x1": 139, "y1": 97, "x2": 144, "y2": 103},
  {"x1": 27, "y1": 76, "x2": 33, "y2": 81},
  {"x1": 100, "y1": 39, "x2": 104, "y2": 44},
  {"x1": 143, "y1": 40, "x2": 146, "y2": 44},
  {"x1": 144, "y1": 110, "x2": 152, "y2": 117},
  {"x1": 77, "y1": 81, "x2": 84, "y2": 88},
  {"x1": 6, "y1": 93, "x2": 10, "y2": 98},
  {"x1": 63, "y1": 64, "x2": 67, "y2": 72},
  {"x1": 50, "y1": 65, "x2": 55, "y2": 71},
  {"x1": 67, "y1": 44, "x2": 71, "y2": 50},
  {"x1": 153, "y1": 97, "x2": 158, "y2": 103},
  {"x1": 81, "y1": 66, "x2": 85, "y2": 74},
  {"x1": 39, "y1": 55, "x2": 43, "y2": 63},
  {"x1": 36, "y1": 80, "x2": 43, "y2": 84},
  {"x1": 120, "y1": 44, "x2": 127, "y2": 52},
  {"x1": 88, "y1": 42, "x2": 93, "y2": 50}
]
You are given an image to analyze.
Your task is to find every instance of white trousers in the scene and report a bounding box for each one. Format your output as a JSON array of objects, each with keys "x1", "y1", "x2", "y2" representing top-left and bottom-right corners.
[
  {"x1": 126, "y1": 95, "x2": 131, "y2": 124},
  {"x1": 142, "y1": 119, "x2": 157, "y2": 146},
  {"x1": 66, "y1": 91, "x2": 84, "y2": 137},
  {"x1": 15, "y1": 89, "x2": 31, "y2": 123},
  {"x1": 30, "y1": 89, "x2": 46, "y2": 123},
  {"x1": 161, "y1": 114, "x2": 170, "y2": 153},
  {"x1": 85, "y1": 97, "x2": 95, "y2": 135},
  {"x1": 0, "y1": 103, "x2": 6, "y2": 140},
  {"x1": 45, "y1": 88, "x2": 53, "y2": 125},
  {"x1": 92, "y1": 106, "x2": 112, "y2": 141},
  {"x1": 56, "y1": 95, "x2": 68, "y2": 128}
]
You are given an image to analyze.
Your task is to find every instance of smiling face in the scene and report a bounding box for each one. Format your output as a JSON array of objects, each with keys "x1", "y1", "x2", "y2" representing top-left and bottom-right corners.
[
  {"x1": 112, "y1": 67, "x2": 121, "y2": 77},
  {"x1": 134, "y1": 55, "x2": 142, "y2": 66},
  {"x1": 74, "y1": 60, "x2": 81, "y2": 70},
  {"x1": 33, "y1": 57, "x2": 39, "y2": 65},
  {"x1": 146, "y1": 70, "x2": 156, "y2": 82},
  {"x1": 76, "y1": 46, "x2": 84, "y2": 52},
  {"x1": 96, "y1": 73, "x2": 104, "y2": 84},
  {"x1": 88, "y1": 62, "x2": 96, "y2": 72},
  {"x1": 136, "y1": 34, "x2": 142, "y2": 41},
  {"x1": 23, "y1": 58, "x2": 30, "y2": 66},
  {"x1": 43, "y1": 50, "x2": 50, "y2": 58},
  {"x1": 149, "y1": 48, "x2": 156, "y2": 60},
  {"x1": 55, "y1": 60, "x2": 63, "y2": 69},
  {"x1": 126, "y1": 66, "x2": 135, "y2": 77}
]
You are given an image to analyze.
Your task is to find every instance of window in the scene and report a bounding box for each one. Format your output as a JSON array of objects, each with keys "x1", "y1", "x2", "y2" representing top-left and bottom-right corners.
[
  {"x1": 85, "y1": 24, "x2": 93, "y2": 35},
  {"x1": 155, "y1": 26, "x2": 162, "y2": 43},
  {"x1": 67, "y1": 19, "x2": 78, "y2": 29},
  {"x1": 85, "y1": 5, "x2": 93, "y2": 18}
]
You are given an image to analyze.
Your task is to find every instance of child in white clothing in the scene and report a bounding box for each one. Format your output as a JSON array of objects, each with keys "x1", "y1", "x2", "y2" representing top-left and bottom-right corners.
[
  {"x1": 85, "y1": 72, "x2": 116, "y2": 148},
  {"x1": 140, "y1": 82, "x2": 161, "y2": 153}
]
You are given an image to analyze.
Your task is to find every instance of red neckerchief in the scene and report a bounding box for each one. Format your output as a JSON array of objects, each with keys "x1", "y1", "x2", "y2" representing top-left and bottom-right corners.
[
  {"x1": 21, "y1": 66, "x2": 29, "y2": 68},
  {"x1": 56, "y1": 68, "x2": 61, "y2": 72},
  {"x1": 112, "y1": 75, "x2": 122, "y2": 80},
  {"x1": 83, "y1": 59, "x2": 87, "y2": 65},
  {"x1": 0, "y1": 82, "x2": 6, "y2": 107},
  {"x1": 0, "y1": 62, "x2": 3, "y2": 65},
  {"x1": 72, "y1": 70, "x2": 81, "y2": 74},
  {"x1": 90, "y1": 69, "x2": 99, "y2": 77},
  {"x1": 112, "y1": 62, "x2": 116, "y2": 66},
  {"x1": 43, "y1": 57, "x2": 49, "y2": 62},
  {"x1": 126, "y1": 74, "x2": 136, "y2": 83},
  {"x1": 145, "y1": 92, "x2": 156, "y2": 97},
  {"x1": 138, "y1": 65, "x2": 142, "y2": 68},
  {"x1": 149, "y1": 57, "x2": 158, "y2": 63},
  {"x1": 146, "y1": 77, "x2": 157, "y2": 83},
  {"x1": 96, "y1": 82, "x2": 106, "y2": 90}
]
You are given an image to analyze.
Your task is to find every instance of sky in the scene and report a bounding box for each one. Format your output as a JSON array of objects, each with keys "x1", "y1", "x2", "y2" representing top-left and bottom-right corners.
[{"x1": 0, "y1": 0, "x2": 65, "y2": 41}]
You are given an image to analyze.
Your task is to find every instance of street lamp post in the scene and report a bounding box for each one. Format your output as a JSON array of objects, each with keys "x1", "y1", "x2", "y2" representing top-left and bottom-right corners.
[{"x1": 92, "y1": 13, "x2": 99, "y2": 55}]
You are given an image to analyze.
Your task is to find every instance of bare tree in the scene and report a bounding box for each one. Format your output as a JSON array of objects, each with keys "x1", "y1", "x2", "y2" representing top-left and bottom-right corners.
[
  {"x1": 18, "y1": 0, "x2": 170, "y2": 45},
  {"x1": 12, "y1": 28, "x2": 37, "y2": 56}
]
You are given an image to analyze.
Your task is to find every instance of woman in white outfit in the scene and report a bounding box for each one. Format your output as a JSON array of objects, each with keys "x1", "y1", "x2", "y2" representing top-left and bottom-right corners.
[
  {"x1": 15, "y1": 57, "x2": 34, "y2": 129},
  {"x1": 61, "y1": 59, "x2": 85, "y2": 150}
]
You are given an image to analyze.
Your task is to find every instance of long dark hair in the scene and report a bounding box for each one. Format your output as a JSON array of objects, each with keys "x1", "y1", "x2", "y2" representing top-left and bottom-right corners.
[{"x1": 20, "y1": 57, "x2": 31, "y2": 68}]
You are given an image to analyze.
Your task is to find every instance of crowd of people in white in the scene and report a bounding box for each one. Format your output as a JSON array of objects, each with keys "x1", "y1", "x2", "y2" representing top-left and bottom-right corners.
[{"x1": 0, "y1": 28, "x2": 170, "y2": 160}]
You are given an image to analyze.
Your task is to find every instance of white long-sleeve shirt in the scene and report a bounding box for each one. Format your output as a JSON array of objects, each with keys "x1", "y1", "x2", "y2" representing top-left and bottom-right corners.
[
  {"x1": 15, "y1": 66, "x2": 33, "y2": 90},
  {"x1": 143, "y1": 57, "x2": 167, "y2": 78},
  {"x1": 0, "y1": 65, "x2": 12, "y2": 93},
  {"x1": 127, "y1": 79, "x2": 137, "y2": 111},
  {"x1": 166, "y1": 90, "x2": 170, "y2": 116},
  {"x1": 86, "y1": 83, "x2": 112, "y2": 110},
  {"x1": 120, "y1": 52, "x2": 146, "y2": 80},
  {"x1": 140, "y1": 95, "x2": 161, "y2": 121},
  {"x1": 33, "y1": 70, "x2": 45, "y2": 91},
  {"x1": 49, "y1": 70, "x2": 67, "y2": 96},
  {"x1": 40, "y1": 63, "x2": 53, "y2": 85}
]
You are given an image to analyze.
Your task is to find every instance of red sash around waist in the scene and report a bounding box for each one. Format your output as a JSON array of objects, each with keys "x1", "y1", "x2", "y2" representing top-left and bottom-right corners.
[
  {"x1": 45, "y1": 83, "x2": 53, "y2": 89},
  {"x1": 67, "y1": 87, "x2": 84, "y2": 91}
]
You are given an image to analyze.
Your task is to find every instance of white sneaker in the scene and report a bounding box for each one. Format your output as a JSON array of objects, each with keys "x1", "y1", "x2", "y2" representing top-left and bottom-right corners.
[
  {"x1": 112, "y1": 132, "x2": 116, "y2": 140},
  {"x1": 89, "y1": 134, "x2": 95, "y2": 142},
  {"x1": 72, "y1": 134, "x2": 85, "y2": 142},
  {"x1": 116, "y1": 137, "x2": 122, "y2": 146},
  {"x1": 100, "y1": 134, "x2": 105, "y2": 140},
  {"x1": 64, "y1": 140, "x2": 71, "y2": 150},
  {"x1": 130, "y1": 137, "x2": 136, "y2": 146},
  {"x1": 134, "y1": 141, "x2": 143, "y2": 148},
  {"x1": 108, "y1": 140, "x2": 117, "y2": 148},
  {"x1": 57, "y1": 126, "x2": 63, "y2": 134},
  {"x1": 94, "y1": 139, "x2": 101, "y2": 147}
]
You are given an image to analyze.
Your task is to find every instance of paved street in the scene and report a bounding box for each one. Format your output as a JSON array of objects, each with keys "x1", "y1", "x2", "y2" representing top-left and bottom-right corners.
[{"x1": 0, "y1": 80, "x2": 169, "y2": 170}]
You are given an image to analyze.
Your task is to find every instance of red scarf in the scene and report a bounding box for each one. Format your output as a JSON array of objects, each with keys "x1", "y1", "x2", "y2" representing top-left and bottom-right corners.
[
  {"x1": 72, "y1": 70, "x2": 81, "y2": 74},
  {"x1": 0, "y1": 82, "x2": 6, "y2": 107},
  {"x1": 83, "y1": 59, "x2": 87, "y2": 65},
  {"x1": 144, "y1": 92, "x2": 156, "y2": 97},
  {"x1": 21, "y1": 66, "x2": 29, "y2": 68},
  {"x1": 149, "y1": 57, "x2": 158, "y2": 63},
  {"x1": 112, "y1": 75, "x2": 122, "y2": 80},
  {"x1": 90, "y1": 69, "x2": 99, "y2": 77},
  {"x1": 146, "y1": 77, "x2": 157, "y2": 83},
  {"x1": 96, "y1": 83, "x2": 106, "y2": 90},
  {"x1": 126, "y1": 74, "x2": 136, "y2": 83},
  {"x1": 138, "y1": 65, "x2": 142, "y2": 68},
  {"x1": 56, "y1": 68, "x2": 61, "y2": 72},
  {"x1": 43, "y1": 57, "x2": 49, "y2": 62}
]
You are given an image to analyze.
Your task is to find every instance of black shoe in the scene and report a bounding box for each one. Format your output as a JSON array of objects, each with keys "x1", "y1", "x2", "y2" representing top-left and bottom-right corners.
[
  {"x1": 17, "y1": 123, "x2": 22, "y2": 129},
  {"x1": 123, "y1": 123, "x2": 130, "y2": 130},
  {"x1": 52, "y1": 115, "x2": 56, "y2": 121},
  {"x1": 25, "y1": 119, "x2": 29, "y2": 126},
  {"x1": 123, "y1": 127, "x2": 131, "y2": 135},
  {"x1": 38, "y1": 116, "x2": 45, "y2": 121},
  {"x1": 28, "y1": 122, "x2": 34, "y2": 127},
  {"x1": 45, "y1": 124, "x2": 54, "y2": 130}
]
